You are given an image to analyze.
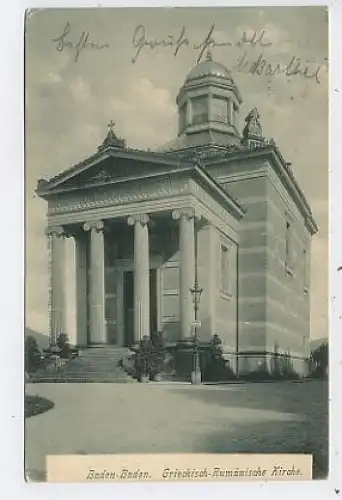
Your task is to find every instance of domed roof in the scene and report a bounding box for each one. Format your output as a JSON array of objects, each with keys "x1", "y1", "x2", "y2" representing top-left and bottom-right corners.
[{"x1": 184, "y1": 52, "x2": 233, "y2": 84}]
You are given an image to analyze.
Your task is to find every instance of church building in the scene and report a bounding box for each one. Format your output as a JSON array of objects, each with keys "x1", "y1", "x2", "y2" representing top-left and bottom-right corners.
[{"x1": 36, "y1": 53, "x2": 318, "y2": 376}]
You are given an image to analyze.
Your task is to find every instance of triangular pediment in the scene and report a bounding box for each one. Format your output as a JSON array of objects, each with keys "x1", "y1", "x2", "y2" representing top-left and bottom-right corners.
[
  {"x1": 55, "y1": 156, "x2": 161, "y2": 190},
  {"x1": 37, "y1": 150, "x2": 187, "y2": 196}
]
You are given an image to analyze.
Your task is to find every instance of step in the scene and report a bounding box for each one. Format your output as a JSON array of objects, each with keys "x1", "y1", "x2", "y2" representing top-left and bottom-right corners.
[
  {"x1": 47, "y1": 373, "x2": 131, "y2": 379},
  {"x1": 42, "y1": 362, "x2": 125, "y2": 370},
  {"x1": 79, "y1": 348, "x2": 130, "y2": 354},
  {"x1": 31, "y1": 377, "x2": 136, "y2": 383},
  {"x1": 61, "y1": 370, "x2": 124, "y2": 374},
  {"x1": 32, "y1": 370, "x2": 134, "y2": 381},
  {"x1": 32, "y1": 347, "x2": 135, "y2": 383},
  {"x1": 77, "y1": 355, "x2": 129, "y2": 361},
  {"x1": 63, "y1": 362, "x2": 125, "y2": 369}
]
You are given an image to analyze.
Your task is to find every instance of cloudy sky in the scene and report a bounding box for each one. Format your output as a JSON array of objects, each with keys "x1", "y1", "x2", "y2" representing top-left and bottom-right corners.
[{"x1": 25, "y1": 7, "x2": 328, "y2": 340}]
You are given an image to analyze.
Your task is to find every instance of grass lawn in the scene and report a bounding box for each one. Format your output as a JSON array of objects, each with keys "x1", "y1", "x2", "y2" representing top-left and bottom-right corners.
[{"x1": 25, "y1": 379, "x2": 328, "y2": 481}]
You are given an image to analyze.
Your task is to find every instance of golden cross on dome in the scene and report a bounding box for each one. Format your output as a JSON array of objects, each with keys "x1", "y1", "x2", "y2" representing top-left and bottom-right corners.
[{"x1": 108, "y1": 120, "x2": 115, "y2": 132}]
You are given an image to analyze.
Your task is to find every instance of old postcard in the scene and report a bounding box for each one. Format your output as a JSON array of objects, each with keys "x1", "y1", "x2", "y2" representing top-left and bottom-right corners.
[{"x1": 25, "y1": 6, "x2": 329, "y2": 482}]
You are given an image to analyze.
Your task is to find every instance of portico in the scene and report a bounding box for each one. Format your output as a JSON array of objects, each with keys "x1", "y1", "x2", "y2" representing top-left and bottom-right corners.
[{"x1": 40, "y1": 149, "x2": 243, "y2": 349}]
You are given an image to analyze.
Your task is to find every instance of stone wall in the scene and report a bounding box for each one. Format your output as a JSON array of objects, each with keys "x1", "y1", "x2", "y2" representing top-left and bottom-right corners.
[
  {"x1": 208, "y1": 156, "x2": 312, "y2": 377},
  {"x1": 265, "y1": 171, "x2": 311, "y2": 375},
  {"x1": 215, "y1": 231, "x2": 238, "y2": 372},
  {"x1": 220, "y1": 175, "x2": 269, "y2": 358}
]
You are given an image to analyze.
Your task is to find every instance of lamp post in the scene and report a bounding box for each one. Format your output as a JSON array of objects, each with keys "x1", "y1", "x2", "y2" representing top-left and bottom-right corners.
[
  {"x1": 190, "y1": 280, "x2": 203, "y2": 385},
  {"x1": 190, "y1": 215, "x2": 203, "y2": 385}
]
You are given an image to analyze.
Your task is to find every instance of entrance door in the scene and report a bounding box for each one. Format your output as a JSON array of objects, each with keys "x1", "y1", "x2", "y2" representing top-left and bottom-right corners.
[
  {"x1": 123, "y1": 269, "x2": 158, "y2": 346},
  {"x1": 150, "y1": 269, "x2": 158, "y2": 335},
  {"x1": 123, "y1": 271, "x2": 134, "y2": 347}
]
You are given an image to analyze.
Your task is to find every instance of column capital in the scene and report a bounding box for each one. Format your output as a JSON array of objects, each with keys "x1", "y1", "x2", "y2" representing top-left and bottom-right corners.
[
  {"x1": 64, "y1": 227, "x2": 79, "y2": 239},
  {"x1": 172, "y1": 208, "x2": 201, "y2": 222},
  {"x1": 65, "y1": 225, "x2": 86, "y2": 239},
  {"x1": 127, "y1": 213, "x2": 149, "y2": 226},
  {"x1": 83, "y1": 220, "x2": 104, "y2": 233},
  {"x1": 45, "y1": 225, "x2": 65, "y2": 238}
]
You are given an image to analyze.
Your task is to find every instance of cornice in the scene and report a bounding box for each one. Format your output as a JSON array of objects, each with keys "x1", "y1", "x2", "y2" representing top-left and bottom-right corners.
[
  {"x1": 177, "y1": 77, "x2": 243, "y2": 105},
  {"x1": 41, "y1": 159, "x2": 244, "y2": 227},
  {"x1": 189, "y1": 196, "x2": 239, "y2": 243},
  {"x1": 267, "y1": 148, "x2": 318, "y2": 235},
  {"x1": 48, "y1": 195, "x2": 191, "y2": 225},
  {"x1": 47, "y1": 175, "x2": 189, "y2": 215},
  {"x1": 206, "y1": 146, "x2": 318, "y2": 235},
  {"x1": 193, "y1": 166, "x2": 244, "y2": 217}
]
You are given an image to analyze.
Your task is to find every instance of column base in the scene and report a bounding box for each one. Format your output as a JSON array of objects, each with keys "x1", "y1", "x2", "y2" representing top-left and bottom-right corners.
[{"x1": 191, "y1": 370, "x2": 202, "y2": 385}]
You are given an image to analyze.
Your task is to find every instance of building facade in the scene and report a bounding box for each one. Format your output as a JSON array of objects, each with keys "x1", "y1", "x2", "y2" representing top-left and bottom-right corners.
[{"x1": 36, "y1": 54, "x2": 317, "y2": 376}]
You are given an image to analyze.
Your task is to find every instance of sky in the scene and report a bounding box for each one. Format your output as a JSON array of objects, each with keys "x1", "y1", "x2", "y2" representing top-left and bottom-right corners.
[{"x1": 25, "y1": 7, "x2": 329, "y2": 340}]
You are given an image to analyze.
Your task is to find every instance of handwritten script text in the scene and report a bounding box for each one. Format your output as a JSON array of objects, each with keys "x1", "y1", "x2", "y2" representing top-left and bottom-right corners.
[{"x1": 52, "y1": 22, "x2": 110, "y2": 62}]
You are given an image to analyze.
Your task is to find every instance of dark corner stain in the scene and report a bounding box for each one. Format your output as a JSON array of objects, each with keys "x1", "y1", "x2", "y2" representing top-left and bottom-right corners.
[{"x1": 25, "y1": 395, "x2": 55, "y2": 418}]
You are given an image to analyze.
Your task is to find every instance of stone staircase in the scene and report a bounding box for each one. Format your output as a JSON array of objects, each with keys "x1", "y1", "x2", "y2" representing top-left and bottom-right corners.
[{"x1": 31, "y1": 346, "x2": 135, "y2": 383}]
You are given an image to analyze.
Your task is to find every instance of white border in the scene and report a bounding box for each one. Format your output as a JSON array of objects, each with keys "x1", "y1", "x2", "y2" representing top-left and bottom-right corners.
[{"x1": 0, "y1": 0, "x2": 341, "y2": 498}]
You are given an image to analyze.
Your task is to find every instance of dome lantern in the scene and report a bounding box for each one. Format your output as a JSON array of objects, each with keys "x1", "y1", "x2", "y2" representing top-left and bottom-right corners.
[{"x1": 175, "y1": 53, "x2": 243, "y2": 149}]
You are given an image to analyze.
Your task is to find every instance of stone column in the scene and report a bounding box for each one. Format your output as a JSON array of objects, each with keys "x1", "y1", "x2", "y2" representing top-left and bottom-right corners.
[
  {"x1": 75, "y1": 232, "x2": 88, "y2": 347},
  {"x1": 83, "y1": 220, "x2": 106, "y2": 344},
  {"x1": 172, "y1": 208, "x2": 198, "y2": 339},
  {"x1": 46, "y1": 225, "x2": 66, "y2": 346},
  {"x1": 64, "y1": 232, "x2": 77, "y2": 346},
  {"x1": 127, "y1": 214, "x2": 150, "y2": 341}
]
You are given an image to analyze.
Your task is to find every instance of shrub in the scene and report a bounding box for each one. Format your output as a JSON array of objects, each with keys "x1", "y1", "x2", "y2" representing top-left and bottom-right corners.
[
  {"x1": 310, "y1": 342, "x2": 328, "y2": 378},
  {"x1": 150, "y1": 331, "x2": 166, "y2": 379},
  {"x1": 56, "y1": 333, "x2": 70, "y2": 359},
  {"x1": 132, "y1": 335, "x2": 153, "y2": 381},
  {"x1": 201, "y1": 334, "x2": 236, "y2": 382},
  {"x1": 131, "y1": 333, "x2": 168, "y2": 381},
  {"x1": 25, "y1": 336, "x2": 42, "y2": 375},
  {"x1": 166, "y1": 335, "x2": 237, "y2": 382}
]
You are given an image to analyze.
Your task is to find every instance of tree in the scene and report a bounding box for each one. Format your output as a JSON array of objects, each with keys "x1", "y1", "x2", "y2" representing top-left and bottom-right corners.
[
  {"x1": 310, "y1": 341, "x2": 328, "y2": 377},
  {"x1": 25, "y1": 336, "x2": 42, "y2": 375}
]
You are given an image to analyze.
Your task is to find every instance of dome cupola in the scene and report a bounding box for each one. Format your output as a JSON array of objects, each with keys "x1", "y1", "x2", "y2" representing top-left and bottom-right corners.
[
  {"x1": 174, "y1": 51, "x2": 243, "y2": 149},
  {"x1": 184, "y1": 54, "x2": 234, "y2": 84}
]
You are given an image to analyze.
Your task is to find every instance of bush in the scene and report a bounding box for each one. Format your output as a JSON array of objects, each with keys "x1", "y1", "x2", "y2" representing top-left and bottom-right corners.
[
  {"x1": 25, "y1": 336, "x2": 42, "y2": 375},
  {"x1": 56, "y1": 333, "x2": 70, "y2": 359},
  {"x1": 310, "y1": 342, "x2": 328, "y2": 378},
  {"x1": 131, "y1": 336, "x2": 152, "y2": 381},
  {"x1": 150, "y1": 331, "x2": 166, "y2": 379},
  {"x1": 201, "y1": 335, "x2": 236, "y2": 382},
  {"x1": 131, "y1": 333, "x2": 167, "y2": 381},
  {"x1": 165, "y1": 335, "x2": 237, "y2": 382}
]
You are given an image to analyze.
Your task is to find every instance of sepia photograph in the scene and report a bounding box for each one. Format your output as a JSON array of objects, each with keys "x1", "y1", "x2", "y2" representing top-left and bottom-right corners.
[{"x1": 25, "y1": 6, "x2": 329, "y2": 482}]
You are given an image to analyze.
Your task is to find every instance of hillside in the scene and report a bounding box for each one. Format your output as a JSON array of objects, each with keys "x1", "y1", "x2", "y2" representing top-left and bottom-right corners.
[
  {"x1": 25, "y1": 327, "x2": 49, "y2": 348},
  {"x1": 310, "y1": 338, "x2": 328, "y2": 352}
]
